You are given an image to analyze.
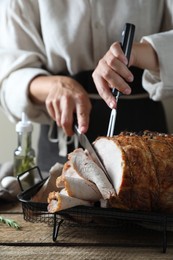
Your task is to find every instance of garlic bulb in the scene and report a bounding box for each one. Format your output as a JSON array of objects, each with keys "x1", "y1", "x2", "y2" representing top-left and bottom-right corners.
[{"x1": 1, "y1": 176, "x2": 21, "y2": 197}]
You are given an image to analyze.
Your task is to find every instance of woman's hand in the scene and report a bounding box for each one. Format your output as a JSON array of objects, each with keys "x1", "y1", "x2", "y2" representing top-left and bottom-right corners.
[
  {"x1": 29, "y1": 75, "x2": 92, "y2": 136},
  {"x1": 92, "y1": 41, "x2": 159, "y2": 109},
  {"x1": 92, "y1": 41, "x2": 134, "y2": 109}
]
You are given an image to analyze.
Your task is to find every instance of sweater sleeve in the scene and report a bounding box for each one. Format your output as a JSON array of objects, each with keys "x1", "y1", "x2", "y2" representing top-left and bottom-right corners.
[
  {"x1": 0, "y1": 0, "x2": 51, "y2": 123},
  {"x1": 1, "y1": 66, "x2": 50, "y2": 124},
  {"x1": 141, "y1": 31, "x2": 173, "y2": 101}
]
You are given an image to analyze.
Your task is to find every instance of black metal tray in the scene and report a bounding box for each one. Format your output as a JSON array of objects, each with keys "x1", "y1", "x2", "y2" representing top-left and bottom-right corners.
[{"x1": 17, "y1": 166, "x2": 173, "y2": 253}]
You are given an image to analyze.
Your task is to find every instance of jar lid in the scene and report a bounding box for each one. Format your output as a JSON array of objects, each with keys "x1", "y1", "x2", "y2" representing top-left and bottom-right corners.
[{"x1": 16, "y1": 112, "x2": 33, "y2": 133}]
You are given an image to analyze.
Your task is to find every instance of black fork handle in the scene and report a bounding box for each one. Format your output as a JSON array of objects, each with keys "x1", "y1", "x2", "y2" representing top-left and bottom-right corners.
[{"x1": 112, "y1": 23, "x2": 135, "y2": 97}]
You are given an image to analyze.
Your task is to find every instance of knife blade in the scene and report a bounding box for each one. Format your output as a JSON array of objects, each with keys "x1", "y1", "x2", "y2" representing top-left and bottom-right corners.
[
  {"x1": 107, "y1": 23, "x2": 135, "y2": 137},
  {"x1": 73, "y1": 124, "x2": 113, "y2": 184}
]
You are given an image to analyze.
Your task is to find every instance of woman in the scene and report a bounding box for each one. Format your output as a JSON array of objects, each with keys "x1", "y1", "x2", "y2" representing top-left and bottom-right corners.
[{"x1": 0, "y1": 0, "x2": 173, "y2": 171}]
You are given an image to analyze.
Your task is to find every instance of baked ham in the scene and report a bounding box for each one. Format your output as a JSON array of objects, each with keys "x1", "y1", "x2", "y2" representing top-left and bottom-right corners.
[
  {"x1": 94, "y1": 131, "x2": 173, "y2": 212},
  {"x1": 47, "y1": 131, "x2": 173, "y2": 213}
]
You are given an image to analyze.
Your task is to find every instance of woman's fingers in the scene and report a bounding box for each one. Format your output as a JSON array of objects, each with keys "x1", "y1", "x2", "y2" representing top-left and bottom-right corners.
[
  {"x1": 45, "y1": 76, "x2": 92, "y2": 136},
  {"x1": 46, "y1": 95, "x2": 59, "y2": 122},
  {"x1": 58, "y1": 92, "x2": 91, "y2": 136},
  {"x1": 92, "y1": 63, "x2": 132, "y2": 109},
  {"x1": 92, "y1": 41, "x2": 134, "y2": 108},
  {"x1": 75, "y1": 93, "x2": 91, "y2": 134},
  {"x1": 59, "y1": 95, "x2": 75, "y2": 136}
]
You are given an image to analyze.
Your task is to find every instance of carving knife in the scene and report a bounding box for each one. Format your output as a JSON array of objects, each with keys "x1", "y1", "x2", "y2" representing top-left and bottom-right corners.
[{"x1": 73, "y1": 124, "x2": 113, "y2": 184}]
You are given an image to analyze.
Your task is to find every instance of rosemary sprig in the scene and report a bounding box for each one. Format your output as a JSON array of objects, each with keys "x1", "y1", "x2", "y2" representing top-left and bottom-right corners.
[{"x1": 0, "y1": 216, "x2": 21, "y2": 230}]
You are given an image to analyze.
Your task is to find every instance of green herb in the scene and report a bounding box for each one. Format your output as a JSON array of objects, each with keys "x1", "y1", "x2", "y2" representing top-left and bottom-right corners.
[
  {"x1": 14, "y1": 131, "x2": 36, "y2": 177},
  {"x1": 0, "y1": 216, "x2": 21, "y2": 230},
  {"x1": 15, "y1": 155, "x2": 35, "y2": 174}
]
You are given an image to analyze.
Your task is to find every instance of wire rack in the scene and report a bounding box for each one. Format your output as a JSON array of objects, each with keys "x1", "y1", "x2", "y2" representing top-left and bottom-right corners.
[{"x1": 17, "y1": 166, "x2": 173, "y2": 253}]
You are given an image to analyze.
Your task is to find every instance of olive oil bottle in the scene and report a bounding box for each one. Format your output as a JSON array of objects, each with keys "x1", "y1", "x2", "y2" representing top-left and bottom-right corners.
[{"x1": 14, "y1": 112, "x2": 36, "y2": 187}]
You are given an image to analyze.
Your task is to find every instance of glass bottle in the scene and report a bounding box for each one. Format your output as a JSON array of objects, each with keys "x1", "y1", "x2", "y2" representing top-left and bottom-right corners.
[{"x1": 14, "y1": 113, "x2": 36, "y2": 186}]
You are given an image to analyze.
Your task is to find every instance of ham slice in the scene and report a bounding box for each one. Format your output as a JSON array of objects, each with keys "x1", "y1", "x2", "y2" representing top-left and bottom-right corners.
[
  {"x1": 47, "y1": 190, "x2": 93, "y2": 213},
  {"x1": 68, "y1": 148, "x2": 115, "y2": 200},
  {"x1": 57, "y1": 161, "x2": 102, "y2": 201}
]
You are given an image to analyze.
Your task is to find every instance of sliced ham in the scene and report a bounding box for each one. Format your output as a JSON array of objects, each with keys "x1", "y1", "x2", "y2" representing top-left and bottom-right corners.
[
  {"x1": 68, "y1": 148, "x2": 115, "y2": 200},
  {"x1": 47, "y1": 190, "x2": 93, "y2": 213},
  {"x1": 57, "y1": 161, "x2": 102, "y2": 201}
]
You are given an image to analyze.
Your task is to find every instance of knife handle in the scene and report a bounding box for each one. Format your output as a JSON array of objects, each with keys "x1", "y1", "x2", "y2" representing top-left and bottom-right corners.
[{"x1": 112, "y1": 23, "x2": 135, "y2": 98}]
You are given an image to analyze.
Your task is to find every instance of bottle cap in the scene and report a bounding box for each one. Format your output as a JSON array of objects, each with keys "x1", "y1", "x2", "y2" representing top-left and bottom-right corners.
[{"x1": 16, "y1": 112, "x2": 33, "y2": 133}]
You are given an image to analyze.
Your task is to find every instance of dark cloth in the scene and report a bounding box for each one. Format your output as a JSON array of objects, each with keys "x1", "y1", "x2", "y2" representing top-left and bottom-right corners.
[{"x1": 37, "y1": 68, "x2": 168, "y2": 171}]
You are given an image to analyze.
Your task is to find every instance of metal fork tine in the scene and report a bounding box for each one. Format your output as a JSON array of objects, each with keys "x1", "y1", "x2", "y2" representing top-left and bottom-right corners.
[
  {"x1": 107, "y1": 91, "x2": 120, "y2": 137},
  {"x1": 107, "y1": 109, "x2": 116, "y2": 137}
]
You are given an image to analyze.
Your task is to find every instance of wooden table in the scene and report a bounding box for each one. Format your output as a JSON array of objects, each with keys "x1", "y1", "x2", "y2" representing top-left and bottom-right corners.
[{"x1": 1, "y1": 201, "x2": 173, "y2": 260}]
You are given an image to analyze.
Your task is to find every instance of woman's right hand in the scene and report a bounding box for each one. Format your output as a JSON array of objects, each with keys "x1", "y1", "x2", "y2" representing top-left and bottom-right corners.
[{"x1": 29, "y1": 75, "x2": 92, "y2": 136}]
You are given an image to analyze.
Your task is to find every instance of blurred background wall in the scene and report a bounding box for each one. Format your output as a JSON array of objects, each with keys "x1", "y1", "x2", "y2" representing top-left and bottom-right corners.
[{"x1": 0, "y1": 98, "x2": 173, "y2": 163}]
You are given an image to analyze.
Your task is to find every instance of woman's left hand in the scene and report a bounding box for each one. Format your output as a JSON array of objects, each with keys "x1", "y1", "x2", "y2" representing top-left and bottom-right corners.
[
  {"x1": 92, "y1": 41, "x2": 159, "y2": 109},
  {"x1": 92, "y1": 41, "x2": 134, "y2": 109}
]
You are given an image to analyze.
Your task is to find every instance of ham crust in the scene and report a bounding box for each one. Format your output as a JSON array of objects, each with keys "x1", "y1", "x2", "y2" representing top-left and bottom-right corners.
[
  {"x1": 143, "y1": 136, "x2": 173, "y2": 212},
  {"x1": 115, "y1": 134, "x2": 159, "y2": 211}
]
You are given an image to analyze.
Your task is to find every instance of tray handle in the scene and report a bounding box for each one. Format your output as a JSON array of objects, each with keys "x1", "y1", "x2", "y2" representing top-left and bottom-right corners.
[{"x1": 17, "y1": 166, "x2": 44, "y2": 192}]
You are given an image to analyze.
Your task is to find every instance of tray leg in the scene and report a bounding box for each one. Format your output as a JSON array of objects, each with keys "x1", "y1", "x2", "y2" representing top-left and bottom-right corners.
[{"x1": 52, "y1": 214, "x2": 64, "y2": 242}]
